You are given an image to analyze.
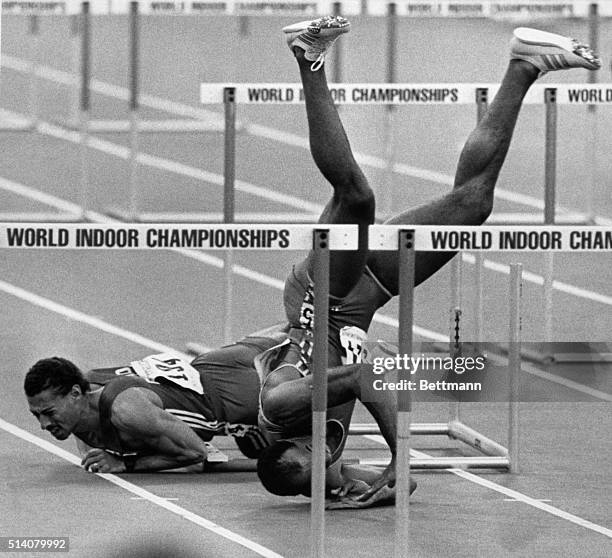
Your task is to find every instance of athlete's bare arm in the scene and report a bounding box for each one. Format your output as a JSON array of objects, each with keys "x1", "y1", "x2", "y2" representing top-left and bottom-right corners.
[{"x1": 81, "y1": 387, "x2": 209, "y2": 473}]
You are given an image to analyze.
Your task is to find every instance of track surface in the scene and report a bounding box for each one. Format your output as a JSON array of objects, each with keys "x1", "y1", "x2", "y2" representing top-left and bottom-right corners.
[{"x1": 1, "y1": 14, "x2": 611, "y2": 557}]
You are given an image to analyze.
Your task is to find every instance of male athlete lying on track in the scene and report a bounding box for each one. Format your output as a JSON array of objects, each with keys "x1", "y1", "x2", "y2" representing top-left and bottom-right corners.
[
  {"x1": 23, "y1": 327, "x2": 289, "y2": 473},
  {"x1": 254, "y1": 17, "x2": 601, "y2": 506}
]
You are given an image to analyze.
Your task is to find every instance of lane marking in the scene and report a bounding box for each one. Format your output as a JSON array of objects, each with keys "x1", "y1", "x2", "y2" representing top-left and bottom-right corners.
[
  {"x1": 0, "y1": 176, "x2": 610, "y2": 400},
  {"x1": 0, "y1": 268, "x2": 608, "y2": 401},
  {"x1": 1, "y1": 279, "x2": 610, "y2": 536},
  {"x1": 2, "y1": 117, "x2": 612, "y2": 310},
  {"x1": 131, "y1": 497, "x2": 179, "y2": 501},
  {"x1": 504, "y1": 498, "x2": 552, "y2": 502},
  {"x1": 0, "y1": 278, "x2": 194, "y2": 359},
  {"x1": 0, "y1": 419, "x2": 284, "y2": 558},
  {"x1": 3, "y1": 55, "x2": 611, "y2": 226},
  {"x1": 364, "y1": 435, "x2": 612, "y2": 539}
]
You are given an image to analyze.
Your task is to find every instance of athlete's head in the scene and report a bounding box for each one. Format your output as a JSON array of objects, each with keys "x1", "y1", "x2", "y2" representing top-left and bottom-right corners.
[
  {"x1": 257, "y1": 438, "x2": 328, "y2": 496},
  {"x1": 256, "y1": 420, "x2": 345, "y2": 496},
  {"x1": 24, "y1": 357, "x2": 90, "y2": 440}
]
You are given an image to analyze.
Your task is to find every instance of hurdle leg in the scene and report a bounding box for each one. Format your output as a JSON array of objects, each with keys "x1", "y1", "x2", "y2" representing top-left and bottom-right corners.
[
  {"x1": 380, "y1": 1, "x2": 397, "y2": 219},
  {"x1": 311, "y1": 229, "x2": 330, "y2": 558},
  {"x1": 473, "y1": 87, "x2": 489, "y2": 345},
  {"x1": 69, "y1": 13, "x2": 80, "y2": 126},
  {"x1": 28, "y1": 15, "x2": 40, "y2": 129},
  {"x1": 127, "y1": 1, "x2": 141, "y2": 221},
  {"x1": 508, "y1": 263, "x2": 522, "y2": 473},
  {"x1": 78, "y1": 1, "x2": 91, "y2": 221},
  {"x1": 223, "y1": 87, "x2": 237, "y2": 345},
  {"x1": 585, "y1": 2, "x2": 599, "y2": 222},
  {"x1": 543, "y1": 88, "x2": 557, "y2": 343},
  {"x1": 395, "y1": 229, "x2": 415, "y2": 558}
]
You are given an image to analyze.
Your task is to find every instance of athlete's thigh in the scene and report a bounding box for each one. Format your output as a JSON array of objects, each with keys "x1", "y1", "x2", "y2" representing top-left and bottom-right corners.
[{"x1": 366, "y1": 194, "x2": 469, "y2": 295}]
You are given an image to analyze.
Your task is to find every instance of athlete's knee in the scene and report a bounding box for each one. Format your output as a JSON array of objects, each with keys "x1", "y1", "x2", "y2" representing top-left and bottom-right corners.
[
  {"x1": 453, "y1": 178, "x2": 495, "y2": 225},
  {"x1": 334, "y1": 177, "x2": 375, "y2": 219}
]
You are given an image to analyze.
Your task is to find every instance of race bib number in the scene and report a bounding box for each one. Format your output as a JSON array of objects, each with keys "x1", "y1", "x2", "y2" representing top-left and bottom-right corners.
[
  {"x1": 339, "y1": 326, "x2": 368, "y2": 365},
  {"x1": 130, "y1": 353, "x2": 204, "y2": 395}
]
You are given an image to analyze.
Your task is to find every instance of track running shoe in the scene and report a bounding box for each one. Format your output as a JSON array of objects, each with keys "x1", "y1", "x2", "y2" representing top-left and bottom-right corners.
[
  {"x1": 510, "y1": 27, "x2": 601, "y2": 76},
  {"x1": 283, "y1": 15, "x2": 351, "y2": 71}
]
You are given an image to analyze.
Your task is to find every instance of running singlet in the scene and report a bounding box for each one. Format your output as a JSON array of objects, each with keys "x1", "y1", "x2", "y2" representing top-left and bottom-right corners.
[
  {"x1": 84, "y1": 333, "x2": 286, "y2": 457},
  {"x1": 85, "y1": 354, "x2": 224, "y2": 454},
  {"x1": 283, "y1": 261, "x2": 392, "y2": 369}
]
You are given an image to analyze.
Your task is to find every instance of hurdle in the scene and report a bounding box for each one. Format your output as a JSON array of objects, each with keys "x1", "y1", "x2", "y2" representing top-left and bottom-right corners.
[
  {"x1": 0, "y1": 220, "x2": 357, "y2": 558},
  {"x1": 351, "y1": 225, "x2": 525, "y2": 473},
  {"x1": 367, "y1": 224, "x2": 611, "y2": 555},
  {"x1": 198, "y1": 81, "x2": 612, "y2": 353}
]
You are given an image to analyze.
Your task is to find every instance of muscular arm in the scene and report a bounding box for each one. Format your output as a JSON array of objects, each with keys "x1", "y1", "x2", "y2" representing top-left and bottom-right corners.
[{"x1": 108, "y1": 387, "x2": 209, "y2": 472}]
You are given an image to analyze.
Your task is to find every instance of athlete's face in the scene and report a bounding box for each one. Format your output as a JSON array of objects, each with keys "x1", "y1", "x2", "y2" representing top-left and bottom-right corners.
[{"x1": 27, "y1": 386, "x2": 84, "y2": 440}]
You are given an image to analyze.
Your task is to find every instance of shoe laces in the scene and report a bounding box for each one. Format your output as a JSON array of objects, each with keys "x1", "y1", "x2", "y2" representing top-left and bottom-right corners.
[{"x1": 310, "y1": 53, "x2": 325, "y2": 72}]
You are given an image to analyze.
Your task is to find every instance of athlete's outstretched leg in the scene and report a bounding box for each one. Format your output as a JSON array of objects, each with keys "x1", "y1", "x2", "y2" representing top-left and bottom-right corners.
[
  {"x1": 286, "y1": 17, "x2": 375, "y2": 297},
  {"x1": 368, "y1": 28, "x2": 600, "y2": 295}
]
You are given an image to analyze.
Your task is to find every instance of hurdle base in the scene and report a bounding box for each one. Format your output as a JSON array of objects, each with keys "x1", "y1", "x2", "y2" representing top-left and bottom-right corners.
[
  {"x1": 359, "y1": 456, "x2": 510, "y2": 470},
  {"x1": 351, "y1": 419, "x2": 510, "y2": 466},
  {"x1": 349, "y1": 422, "x2": 449, "y2": 436},
  {"x1": 448, "y1": 419, "x2": 508, "y2": 457},
  {"x1": 57, "y1": 118, "x2": 226, "y2": 133}
]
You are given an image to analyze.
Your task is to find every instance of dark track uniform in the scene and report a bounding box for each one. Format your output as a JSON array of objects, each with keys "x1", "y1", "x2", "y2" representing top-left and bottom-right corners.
[
  {"x1": 283, "y1": 260, "x2": 392, "y2": 369},
  {"x1": 81, "y1": 334, "x2": 286, "y2": 458},
  {"x1": 257, "y1": 264, "x2": 392, "y2": 436}
]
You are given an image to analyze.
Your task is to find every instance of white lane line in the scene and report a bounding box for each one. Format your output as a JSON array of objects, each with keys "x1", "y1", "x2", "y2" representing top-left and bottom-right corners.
[
  {"x1": 0, "y1": 172, "x2": 610, "y2": 398},
  {"x1": 131, "y1": 497, "x2": 179, "y2": 501},
  {"x1": 364, "y1": 435, "x2": 612, "y2": 539},
  {"x1": 1, "y1": 264, "x2": 609, "y2": 402},
  {"x1": 520, "y1": 361, "x2": 612, "y2": 402},
  {"x1": 2, "y1": 278, "x2": 610, "y2": 536},
  {"x1": 0, "y1": 175, "x2": 84, "y2": 213},
  {"x1": 3, "y1": 110, "x2": 612, "y2": 309},
  {"x1": 470, "y1": 254, "x2": 612, "y2": 307},
  {"x1": 4, "y1": 54, "x2": 611, "y2": 226},
  {"x1": 0, "y1": 172, "x2": 448, "y2": 341},
  {"x1": 504, "y1": 498, "x2": 552, "y2": 502},
  {"x1": 0, "y1": 419, "x2": 284, "y2": 558},
  {"x1": 0, "y1": 278, "x2": 192, "y2": 359}
]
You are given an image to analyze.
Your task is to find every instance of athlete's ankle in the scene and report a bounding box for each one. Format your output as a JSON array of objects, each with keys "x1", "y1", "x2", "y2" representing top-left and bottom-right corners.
[{"x1": 509, "y1": 58, "x2": 544, "y2": 81}]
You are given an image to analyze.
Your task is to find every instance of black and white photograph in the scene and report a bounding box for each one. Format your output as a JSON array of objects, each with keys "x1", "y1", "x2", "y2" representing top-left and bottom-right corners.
[{"x1": 1, "y1": 1, "x2": 610, "y2": 556}]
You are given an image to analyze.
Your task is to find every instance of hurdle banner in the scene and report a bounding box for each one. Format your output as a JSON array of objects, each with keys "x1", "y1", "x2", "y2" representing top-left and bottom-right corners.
[
  {"x1": 0, "y1": 223, "x2": 359, "y2": 249},
  {"x1": 3, "y1": 1, "x2": 610, "y2": 17},
  {"x1": 368, "y1": 225, "x2": 612, "y2": 251}
]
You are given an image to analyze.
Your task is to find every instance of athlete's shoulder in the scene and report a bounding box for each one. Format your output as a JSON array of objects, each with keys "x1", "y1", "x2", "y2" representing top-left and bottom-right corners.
[
  {"x1": 85, "y1": 364, "x2": 137, "y2": 385},
  {"x1": 98, "y1": 374, "x2": 150, "y2": 419}
]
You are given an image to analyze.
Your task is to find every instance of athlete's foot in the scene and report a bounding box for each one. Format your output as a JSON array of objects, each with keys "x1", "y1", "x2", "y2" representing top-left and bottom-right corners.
[
  {"x1": 283, "y1": 15, "x2": 351, "y2": 71},
  {"x1": 510, "y1": 27, "x2": 601, "y2": 77}
]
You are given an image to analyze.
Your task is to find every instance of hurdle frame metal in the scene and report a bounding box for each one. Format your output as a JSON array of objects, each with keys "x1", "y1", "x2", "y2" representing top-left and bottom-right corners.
[{"x1": 347, "y1": 253, "x2": 523, "y2": 474}]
